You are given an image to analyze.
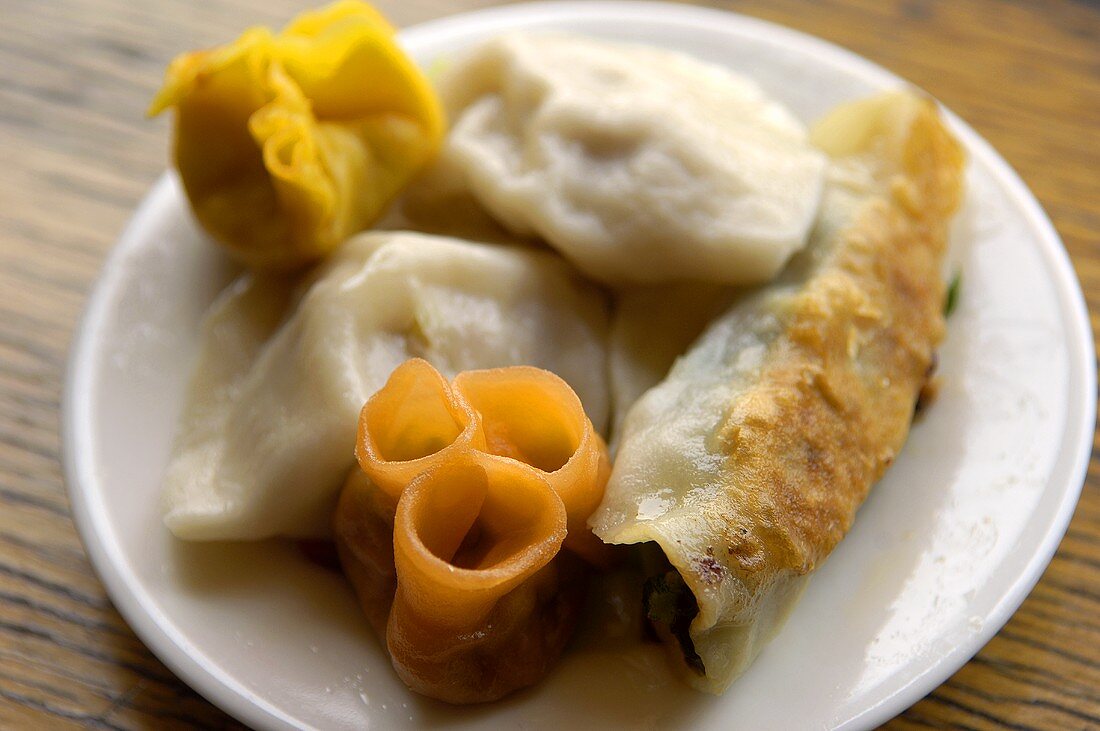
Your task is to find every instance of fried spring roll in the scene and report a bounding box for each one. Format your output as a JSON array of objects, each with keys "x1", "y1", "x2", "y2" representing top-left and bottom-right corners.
[{"x1": 591, "y1": 91, "x2": 965, "y2": 692}]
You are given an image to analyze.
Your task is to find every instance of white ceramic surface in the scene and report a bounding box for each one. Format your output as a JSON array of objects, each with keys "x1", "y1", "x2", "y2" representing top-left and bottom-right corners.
[{"x1": 63, "y1": 3, "x2": 1095, "y2": 730}]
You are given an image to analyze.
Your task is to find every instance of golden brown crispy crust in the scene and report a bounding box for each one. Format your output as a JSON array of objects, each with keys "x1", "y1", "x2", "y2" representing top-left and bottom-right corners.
[{"x1": 701, "y1": 95, "x2": 965, "y2": 595}]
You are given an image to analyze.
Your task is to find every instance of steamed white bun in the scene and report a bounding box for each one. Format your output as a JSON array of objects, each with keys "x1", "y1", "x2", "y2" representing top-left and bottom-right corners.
[{"x1": 440, "y1": 33, "x2": 827, "y2": 286}]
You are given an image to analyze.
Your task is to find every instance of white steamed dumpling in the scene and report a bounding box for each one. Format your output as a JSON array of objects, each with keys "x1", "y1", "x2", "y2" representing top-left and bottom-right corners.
[
  {"x1": 439, "y1": 33, "x2": 827, "y2": 287},
  {"x1": 162, "y1": 231, "x2": 610, "y2": 541}
]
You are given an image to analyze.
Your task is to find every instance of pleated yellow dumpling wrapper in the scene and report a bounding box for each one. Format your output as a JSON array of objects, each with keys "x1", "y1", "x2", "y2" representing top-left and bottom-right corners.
[
  {"x1": 335, "y1": 358, "x2": 610, "y2": 703},
  {"x1": 148, "y1": 1, "x2": 445, "y2": 269}
]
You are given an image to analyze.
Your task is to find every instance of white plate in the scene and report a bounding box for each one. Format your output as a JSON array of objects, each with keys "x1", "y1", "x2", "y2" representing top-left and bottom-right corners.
[{"x1": 63, "y1": 2, "x2": 1095, "y2": 729}]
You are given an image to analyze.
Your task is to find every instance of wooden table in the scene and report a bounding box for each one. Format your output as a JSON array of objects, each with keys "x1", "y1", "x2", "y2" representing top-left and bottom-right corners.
[{"x1": 2, "y1": 0, "x2": 1097, "y2": 727}]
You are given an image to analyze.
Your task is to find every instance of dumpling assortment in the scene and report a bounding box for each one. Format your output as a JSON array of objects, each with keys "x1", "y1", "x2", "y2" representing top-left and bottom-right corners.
[
  {"x1": 161, "y1": 231, "x2": 610, "y2": 541},
  {"x1": 438, "y1": 33, "x2": 827, "y2": 286},
  {"x1": 151, "y1": 2, "x2": 966, "y2": 707},
  {"x1": 591, "y1": 91, "x2": 965, "y2": 692}
]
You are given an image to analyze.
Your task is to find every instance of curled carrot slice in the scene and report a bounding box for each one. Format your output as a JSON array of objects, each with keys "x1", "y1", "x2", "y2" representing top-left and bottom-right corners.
[
  {"x1": 355, "y1": 358, "x2": 484, "y2": 498},
  {"x1": 391, "y1": 454, "x2": 566, "y2": 627},
  {"x1": 386, "y1": 453, "x2": 579, "y2": 703},
  {"x1": 453, "y1": 366, "x2": 612, "y2": 565},
  {"x1": 333, "y1": 469, "x2": 398, "y2": 636},
  {"x1": 338, "y1": 358, "x2": 611, "y2": 703}
]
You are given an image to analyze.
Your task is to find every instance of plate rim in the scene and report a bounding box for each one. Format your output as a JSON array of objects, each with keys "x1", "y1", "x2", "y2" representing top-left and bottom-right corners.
[{"x1": 61, "y1": 3, "x2": 1097, "y2": 730}]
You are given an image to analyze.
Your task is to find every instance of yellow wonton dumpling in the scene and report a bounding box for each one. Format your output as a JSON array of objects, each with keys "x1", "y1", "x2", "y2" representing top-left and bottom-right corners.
[{"x1": 149, "y1": 1, "x2": 445, "y2": 269}]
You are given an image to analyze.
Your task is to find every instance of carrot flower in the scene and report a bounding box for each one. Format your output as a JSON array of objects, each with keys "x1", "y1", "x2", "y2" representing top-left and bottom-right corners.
[
  {"x1": 333, "y1": 469, "x2": 398, "y2": 636},
  {"x1": 453, "y1": 366, "x2": 612, "y2": 564},
  {"x1": 336, "y1": 358, "x2": 611, "y2": 703},
  {"x1": 355, "y1": 358, "x2": 484, "y2": 498}
]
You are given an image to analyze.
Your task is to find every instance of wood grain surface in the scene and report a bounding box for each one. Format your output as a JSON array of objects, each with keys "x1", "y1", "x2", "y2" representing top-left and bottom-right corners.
[{"x1": 1, "y1": 0, "x2": 1097, "y2": 728}]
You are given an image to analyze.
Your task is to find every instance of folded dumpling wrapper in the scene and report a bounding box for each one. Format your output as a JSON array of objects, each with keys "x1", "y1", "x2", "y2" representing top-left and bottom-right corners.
[
  {"x1": 438, "y1": 33, "x2": 827, "y2": 286},
  {"x1": 591, "y1": 91, "x2": 965, "y2": 692},
  {"x1": 149, "y1": 1, "x2": 444, "y2": 269},
  {"x1": 608, "y1": 284, "x2": 740, "y2": 441},
  {"x1": 337, "y1": 359, "x2": 608, "y2": 703},
  {"x1": 374, "y1": 148, "x2": 529, "y2": 247},
  {"x1": 162, "y1": 231, "x2": 610, "y2": 541}
]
